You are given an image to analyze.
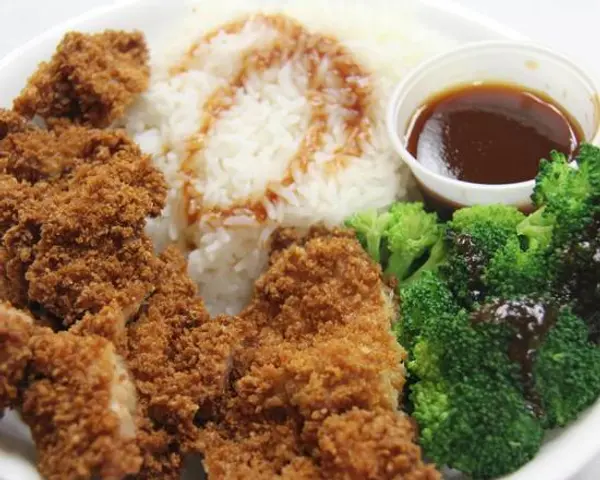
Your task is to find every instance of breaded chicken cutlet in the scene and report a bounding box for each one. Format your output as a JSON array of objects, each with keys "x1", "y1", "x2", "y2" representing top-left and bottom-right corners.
[
  {"x1": 126, "y1": 247, "x2": 241, "y2": 479},
  {"x1": 0, "y1": 107, "x2": 164, "y2": 478},
  {"x1": 0, "y1": 303, "x2": 141, "y2": 480},
  {"x1": 13, "y1": 30, "x2": 149, "y2": 128},
  {"x1": 198, "y1": 228, "x2": 440, "y2": 480},
  {"x1": 0, "y1": 113, "x2": 166, "y2": 326},
  {"x1": 0, "y1": 109, "x2": 238, "y2": 479}
]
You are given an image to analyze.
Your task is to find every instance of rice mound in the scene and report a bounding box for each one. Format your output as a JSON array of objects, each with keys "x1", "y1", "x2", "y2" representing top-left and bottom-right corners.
[{"x1": 126, "y1": 0, "x2": 453, "y2": 314}]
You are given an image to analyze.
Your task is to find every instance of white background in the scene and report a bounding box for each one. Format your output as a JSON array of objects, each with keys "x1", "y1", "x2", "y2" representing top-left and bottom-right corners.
[{"x1": 0, "y1": 0, "x2": 598, "y2": 478}]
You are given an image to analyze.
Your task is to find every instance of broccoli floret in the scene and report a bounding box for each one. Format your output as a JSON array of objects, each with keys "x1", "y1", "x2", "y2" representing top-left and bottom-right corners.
[
  {"x1": 411, "y1": 376, "x2": 543, "y2": 479},
  {"x1": 532, "y1": 144, "x2": 600, "y2": 338},
  {"x1": 448, "y1": 204, "x2": 525, "y2": 257},
  {"x1": 532, "y1": 149, "x2": 597, "y2": 242},
  {"x1": 344, "y1": 209, "x2": 390, "y2": 263},
  {"x1": 407, "y1": 291, "x2": 544, "y2": 478},
  {"x1": 484, "y1": 207, "x2": 558, "y2": 300},
  {"x1": 384, "y1": 203, "x2": 441, "y2": 281},
  {"x1": 485, "y1": 236, "x2": 552, "y2": 299},
  {"x1": 402, "y1": 234, "x2": 447, "y2": 286},
  {"x1": 532, "y1": 151, "x2": 580, "y2": 207},
  {"x1": 397, "y1": 270, "x2": 458, "y2": 354},
  {"x1": 535, "y1": 307, "x2": 600, "y2": 428},
  {"x1": 555, "y1": 215, "x2": 600, "y2": 340},
  {"x1": 440, "y1": 205, "x2": 526, "y2": 307},
  {"x1": 345, "y1": 203, "x2": 445, "y2": 286},
  {"x1": 577, "y1": 142, "x2": 600, "y2": 190},
  {"x1": 517, "y1": 207, "x2": 555, "y2": 251}
]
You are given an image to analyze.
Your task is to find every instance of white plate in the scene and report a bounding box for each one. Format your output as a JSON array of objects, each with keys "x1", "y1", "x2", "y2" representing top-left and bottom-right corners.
[{"x1": 0, "y1": 1, "x2": 598, "y2": 479}]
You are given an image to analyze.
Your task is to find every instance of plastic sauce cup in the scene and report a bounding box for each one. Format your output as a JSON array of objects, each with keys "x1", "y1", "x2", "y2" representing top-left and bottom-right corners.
[{"x1": 386, "y1": 41, "x2": 600, "y2": 210}]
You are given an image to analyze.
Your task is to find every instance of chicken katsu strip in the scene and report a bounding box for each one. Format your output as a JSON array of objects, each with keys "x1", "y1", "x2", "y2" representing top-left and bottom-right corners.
[
  {"x1": 0, "y1": 302, "x2": 34, "y2": 411},
  {"x1": 13, "y1": 30, "x2": 149, "y2": 128},
  {"x1": 126, "y1": 247, "x2": 241, "y2": 479},
  {"x1": 200, "y1": 228, "x2": 439, "y2": 479},
  {"x1": 0, "y1": 303, "x2": 141, "y2": 479},
  {"x1": 0, "y1": 120, "x2": 166, "y2": 324}
]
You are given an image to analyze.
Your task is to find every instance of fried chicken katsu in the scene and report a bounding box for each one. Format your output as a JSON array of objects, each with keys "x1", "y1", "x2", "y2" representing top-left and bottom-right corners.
[
  {"x1": 0, "y1": 107, "x2": 235, "y2": 478},
  {"x1": 14, "y1": 30, "x2": 149, "y2": 128},
  {"x1": 0, "y1": 117, "x2": 166, "y2": 324},
  {"x1": 0, "y1": 303, "x2": 141, "y2": 480},
  {"x1": 198, "y1": 228, "x2": 439, "y2": 479},
  {"x1": 126, "y1": 247, "x2": 240, "y2": 479},
  {"x1": 0, "y1": 303, "x2": 34, "y2": 412}
]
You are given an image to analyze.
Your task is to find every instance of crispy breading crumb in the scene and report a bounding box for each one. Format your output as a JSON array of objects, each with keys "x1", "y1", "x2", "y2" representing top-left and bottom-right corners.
[
  {"x1": 0, "y1": 303, "x2": 142, "y2": 479},
  {"x1": 199, "y1": 229, "x2": 437, "y2": 479},
  {"x1": 126, "y1": 247, "x2": 239, "y2": 479},
  {"x1": 0, "y1": 303, "x2": 34, "y2": 411},
  {"x1": 318, "y1": 408, "x2": 440, "y2": 479},
  {"x1": 0, "y1": 126, "x2": 166, "y2": 323},
  {"x1": 22, "y1": 331, "x2": 141, "y2": 480},
  {"x1": 13, "y1": 30, "x2": 149, "y2": 128},
  {"x1": 0, "y1": 176, "x2": 34, "y2": 238},
  {"x1": 0, "y1": 109, "x2": 31, "y2": 139}
]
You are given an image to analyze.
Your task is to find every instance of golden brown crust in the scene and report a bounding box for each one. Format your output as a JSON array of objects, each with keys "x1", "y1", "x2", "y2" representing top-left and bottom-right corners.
[
  {"x1": 0, "y1": 303, "x2": 142, "y2": 479},
  {"x1": 318, "y1": 408, "x2": 440, "y2": 480},
  {"x1": 0, "y1": 303, "x2": 34, "y2": 411},
  {"x1": 0, "y1": 109, "x2": 32, "y2": 140},
  {"x1": 0, "y1": 127, "x2": 166, "y2": 323},
  {"x1": 22, "y1": 331, "x2": 141, "y2": 480},
  {"x1": 198, "y1": 229, "x2": 437, "y2": 479},
  {"x1": 0, "y1": 176, "x2": 34, "y2": 243},
  {"x1": 126, "y1": 247, "x2": 239, "y2": 479},
  {"x1": 13, "y1": 30, "x2": 149, "y2": 128},
  {"x1": 201, "y1": 421, "x2": 314, "y2": 479}
]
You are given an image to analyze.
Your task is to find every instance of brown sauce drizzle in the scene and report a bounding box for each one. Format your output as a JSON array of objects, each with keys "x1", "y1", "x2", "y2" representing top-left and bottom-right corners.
[
  {"x1": 171, "y1": 14, "x2": 372, "y2": 226},
  {"x1": 471, "y1": 298, "x2": 558, "y2": 416}
]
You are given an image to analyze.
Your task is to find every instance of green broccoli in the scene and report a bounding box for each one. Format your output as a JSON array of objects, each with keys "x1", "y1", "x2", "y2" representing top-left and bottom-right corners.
[
  {"x1": 448, "y1": 204, "x2": 525, "y2": 257},
  {"x1": 411, "y1": 376, "x2": 543, "y2": 480},
  {"x1": 441, "y1": 205, "x2": 526, "y2": 307},
  {"x1": 516, "y1": 207, "x2": 555, "y2": 251},
  {"x1": 484, "y1": 236, "x2": 552, "y2": 299},
  {"x1": 384, "y1": 203, "x2": 442, "y2": 282},
  {"x1": 482, "y1": 205, "x2": 558, "y2": 300},
  {"x1": 535, "y1": 307, "x2": 600, "y2": 428},
  {"x1": 402, "y1": 234, "x2": 447, "y2": 286},
  {"x1": 530, "y1": 144, "x2": 600, "y2": 336},
  {"x1": 441, "y1": 230, "x2": 488, "y2": 307},
  {"x1": 578, "y1": 142, "x2": 600, "y2": 190},
  {"x1": 397, "y1": 270, "x2": 458, "y2": 354},
  {"x1": 344, "y1": 209, "x2": 391, "y2": 263},
  {"x1": 532, "y1": 149, "x2": 597, "y2": 242},
  {"x1": 402, "y1": 275, "x2": 544, "y2": 478},
  {"x1": 345, "y1": 203, "x2": 446, "y2": 285},
  {"x1": 554, "y1": 214, "x2": 600, "y2": 340}
]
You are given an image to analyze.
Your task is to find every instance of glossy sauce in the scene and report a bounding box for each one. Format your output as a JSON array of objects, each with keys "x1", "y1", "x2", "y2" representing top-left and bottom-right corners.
[
  {"x1": 472, "y1": 299, "x2": 558, "y2": 416},
  {"x1": 406, "y1": 83, "x2": 583, "y2": 185}
]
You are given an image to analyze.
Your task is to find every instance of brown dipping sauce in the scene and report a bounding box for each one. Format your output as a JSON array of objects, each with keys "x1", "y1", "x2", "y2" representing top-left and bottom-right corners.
[
  {"x1": 472, "y1": 299, "x2": 558, "y2": 416},
  {"x1": 406, "y1": 83, "x2": 583, "y2": 185}
]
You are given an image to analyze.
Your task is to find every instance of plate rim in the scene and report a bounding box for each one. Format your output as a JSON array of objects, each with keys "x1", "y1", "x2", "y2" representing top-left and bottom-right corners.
[{"x1": 0, "y1": 2, "x2": 597, "y2": 480}]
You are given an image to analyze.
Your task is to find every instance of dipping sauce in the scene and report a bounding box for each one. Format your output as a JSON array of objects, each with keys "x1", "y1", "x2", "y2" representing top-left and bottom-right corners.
[{"x1": 406, "y1": 83, "x2": 583, "y2": 184}]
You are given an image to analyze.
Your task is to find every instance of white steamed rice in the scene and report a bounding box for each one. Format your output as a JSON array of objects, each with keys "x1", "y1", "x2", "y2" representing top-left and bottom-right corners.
[{"x1": 125, "y1": 0, "x2": 454, "y2": 314}]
